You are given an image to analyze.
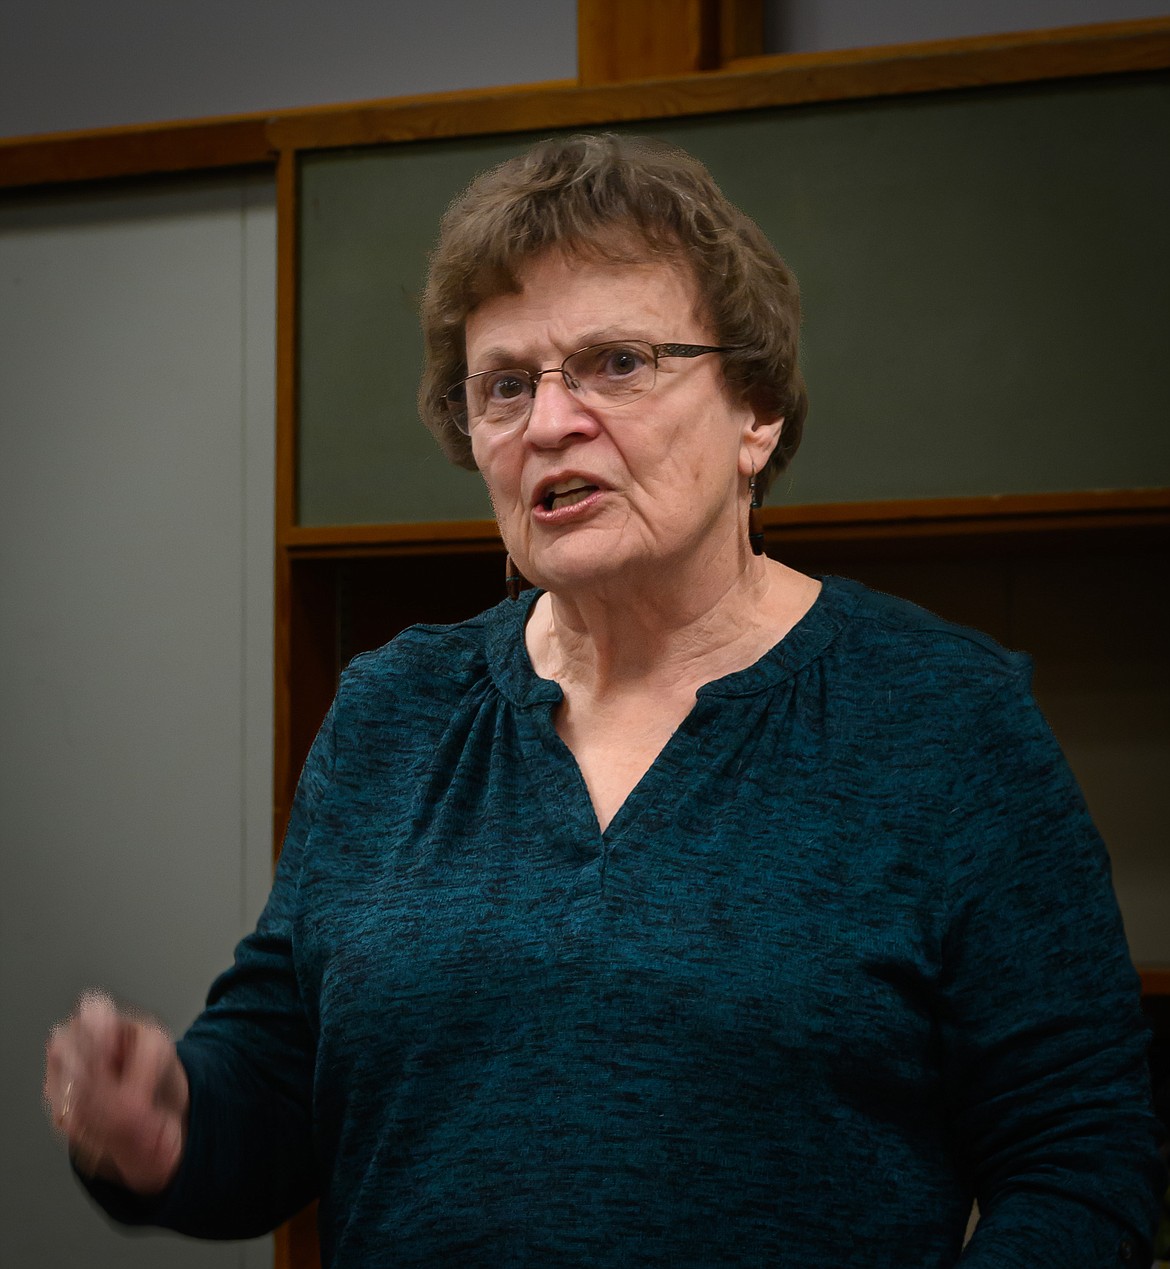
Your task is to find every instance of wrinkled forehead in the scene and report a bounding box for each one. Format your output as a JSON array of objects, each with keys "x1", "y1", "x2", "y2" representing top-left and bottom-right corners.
[
  {"x1": 462, "y1": 236, "x2": 709, "y2": 350},
  {"x1": 465, "y1": 247, "x2": 710, "y2": 361}
]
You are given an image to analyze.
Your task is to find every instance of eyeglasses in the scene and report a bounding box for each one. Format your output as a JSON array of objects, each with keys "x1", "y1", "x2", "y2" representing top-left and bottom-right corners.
[{"x1": 445, "y1": 340, "x2": 739, "y2": 436}]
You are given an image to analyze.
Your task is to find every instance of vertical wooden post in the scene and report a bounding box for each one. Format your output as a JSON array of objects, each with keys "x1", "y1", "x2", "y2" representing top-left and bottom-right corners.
[
  {"x1": 719, "y1": 0, "x2": 764, "y2": 63},
  {"x1": 577, "y1": 0, "x2": 763, "y2": 85},
  {"x1": 272, "y1": 146, "x2": 299, "y2": 866}
]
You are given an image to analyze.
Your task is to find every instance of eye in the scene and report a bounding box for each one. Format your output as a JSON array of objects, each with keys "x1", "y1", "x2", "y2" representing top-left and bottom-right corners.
[
  {"x1": 484, "y1": 370, "x2": 531, "y2": 402},
  {"x1": 592, "y1": 342, "x2": 652, "y2": 379}
]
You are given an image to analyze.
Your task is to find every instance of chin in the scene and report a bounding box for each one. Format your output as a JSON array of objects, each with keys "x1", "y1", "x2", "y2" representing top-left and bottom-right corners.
[{"x1": 520, "y1": 542, "x2": 636, "y2": 595}]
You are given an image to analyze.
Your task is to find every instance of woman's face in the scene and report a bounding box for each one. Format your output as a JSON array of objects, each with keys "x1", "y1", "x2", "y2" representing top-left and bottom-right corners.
[{"x1": 464, "y1": 249, "x2": 776, "y2": 597}]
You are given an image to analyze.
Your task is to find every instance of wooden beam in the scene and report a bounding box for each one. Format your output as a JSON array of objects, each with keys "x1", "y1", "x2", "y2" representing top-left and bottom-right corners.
[
  {"x1": 276, "y1": 489, "x2": 1170, "y2": 557},
  {"x1": 720, "y1": 0, "x2": 764, "y2": 62},
  {"x1": 274, "y1": 1204, "x2": 320, "y2": 1269},
  {"x1": 265, "y1": 19, "x2": 1170, "y2": 149},
  {"x1": 0, "y1": 116, "x2": 274, "y2": 187},
  {"x1": 578, "y1": 0, "x2": 720, "y2": 84},
  {"x1": 2, "y1": 19, "x2": 1167, "y2": 189},
  {"x1": 271, "y1": 147, "x2": 300, "y2": 860},
  {"x1": 576, "y1": 0, "x2": 762, "y2": 84}
]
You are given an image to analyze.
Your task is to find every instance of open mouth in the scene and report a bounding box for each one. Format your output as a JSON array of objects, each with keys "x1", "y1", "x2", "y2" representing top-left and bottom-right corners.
[{"x1": 540, "y1": 479, "x2": 599, "y2": 512}]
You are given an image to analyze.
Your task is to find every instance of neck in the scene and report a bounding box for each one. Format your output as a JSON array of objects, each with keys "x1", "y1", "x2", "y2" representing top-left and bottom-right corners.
[{"x1": 528, "y1": 543, "x2": 815, "y2": 702}]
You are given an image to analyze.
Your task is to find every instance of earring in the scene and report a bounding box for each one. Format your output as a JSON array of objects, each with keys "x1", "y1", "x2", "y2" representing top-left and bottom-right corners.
[
  {"x1": 505, "y1": 554, "x2": 523, "y2": 601},
  {"x1": 748, "y1": 471, "x2": 765, "y2": 557}
]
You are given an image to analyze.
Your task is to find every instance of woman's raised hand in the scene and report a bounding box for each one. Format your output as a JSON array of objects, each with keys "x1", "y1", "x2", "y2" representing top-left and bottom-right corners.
[{"x1": 44, "y1": 990, "x2": 189, "y2": 1195}]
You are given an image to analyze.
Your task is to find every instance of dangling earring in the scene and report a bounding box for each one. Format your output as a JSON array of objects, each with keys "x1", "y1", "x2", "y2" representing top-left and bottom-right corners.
[
  {"x1": 748, "y1": 470, "x2": 765, "y2": 557},
  {"x1": 505, "y1": 554, "x2": 523, "y2": 601}
]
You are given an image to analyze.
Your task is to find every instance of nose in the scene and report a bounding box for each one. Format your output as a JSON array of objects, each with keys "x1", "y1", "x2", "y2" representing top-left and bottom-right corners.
[
  {"x1": 523, "y1": 367, "x2": 598, "y2": 446},
  {"x1": 530, "y1": 365, "x2": 580, "y2": 395}
]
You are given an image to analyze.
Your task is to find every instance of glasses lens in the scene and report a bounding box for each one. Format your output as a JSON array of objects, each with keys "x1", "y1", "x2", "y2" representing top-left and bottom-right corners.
[
  {"x1": 452, "y1": 369, "x2": 534, "y2": 433},
  {"x1": 565, "y1": 341, "x2": 656, "y2": 405},
  {"x1": 444, "y1": 382, "x2": 471, "y2": 434}
]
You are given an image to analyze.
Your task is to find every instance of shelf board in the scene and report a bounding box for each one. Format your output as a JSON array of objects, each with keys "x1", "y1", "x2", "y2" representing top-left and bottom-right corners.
[
  {"x1": 1140, "y1": 968, "x2": 1170, "y2": 997},
  {"x1": 279, "y1": 488, "x2": 1170, "y2": 558}
]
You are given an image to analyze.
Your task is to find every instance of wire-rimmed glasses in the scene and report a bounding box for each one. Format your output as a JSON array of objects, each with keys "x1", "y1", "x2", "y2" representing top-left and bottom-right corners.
[{"x1": 445, "y1": 339, "x2": 739, "y2": 436}]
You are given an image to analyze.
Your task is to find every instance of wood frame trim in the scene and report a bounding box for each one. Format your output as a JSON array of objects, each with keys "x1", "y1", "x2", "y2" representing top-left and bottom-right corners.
[
  {"x1": 720, "y1": 0, "x2": 764, "y2": 64},
  {"x1": 272, "y1": 147, "x2": 301, "y2": 859},
  {"x1": 2, "y1": 18, "x2": 1168, "y2": 190},
  {"x1": 1141, "y1": 968, "x2": 1170, "y2": 997},
  {"x1": 278, "y1": 489, "x2": 1170, "y2": 557},
  {"x1": 0, "y1": 117, "x2": 276, "y2": 188},
  {"x1": 762, "y1": 487, "x2": 1170, "y2": 544},
  {"x1": 576, "y1": 0, "x2": 763, "y2": 84},
  {"x1": 577, "y1": 0, "x2": 721, "y2": 83}
]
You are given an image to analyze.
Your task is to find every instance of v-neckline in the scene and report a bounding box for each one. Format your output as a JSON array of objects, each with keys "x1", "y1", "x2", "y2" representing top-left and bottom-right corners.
[
  {"x1": 549, "y1": 701, "x2": 703, "y2": 843},
  {"x1": 485, "y1": 578, "x2": 857, "y2": 848}
]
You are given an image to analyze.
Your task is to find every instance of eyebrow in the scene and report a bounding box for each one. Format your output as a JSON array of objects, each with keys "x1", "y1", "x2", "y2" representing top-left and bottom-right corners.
[
  {"x1": 467, "y1": 346, "x2": 531, "y2": 372},
  {"x1": 469, "y1": 329, "x2": 656, "y2": 371}
]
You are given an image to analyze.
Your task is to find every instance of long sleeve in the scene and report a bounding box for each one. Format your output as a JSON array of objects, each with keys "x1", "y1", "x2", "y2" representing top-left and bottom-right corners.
[
  {"x1": 937, "y1": 668, "x2": 1165, "y2": 1265},
  {"x1": 84, "y1": 705, "x2": 337, "y2": 1238},
  {"x1": 78, "y1": 580, "x2": 1167, "y2": 1265}
]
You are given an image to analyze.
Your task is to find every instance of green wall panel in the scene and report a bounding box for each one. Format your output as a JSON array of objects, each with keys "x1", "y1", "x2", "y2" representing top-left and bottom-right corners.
[{"x1": 297, "y1": 74, "x2": 1170, "y2": 526}]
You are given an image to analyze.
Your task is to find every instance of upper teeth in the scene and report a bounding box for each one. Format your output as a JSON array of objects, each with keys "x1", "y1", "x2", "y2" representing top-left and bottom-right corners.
[
  {"x1": 550, "y1": 479, "x2": 590, "y2": 497},
  {"x1": 544, "y1": 479, "x2": 593, "y2": 508}
]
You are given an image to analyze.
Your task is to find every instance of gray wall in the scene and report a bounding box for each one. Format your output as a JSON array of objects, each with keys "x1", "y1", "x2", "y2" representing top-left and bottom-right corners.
[
  {"x1": 0, "y1": 0, "x2": 578, "y2": 137},
  {"x1": 766, "y1": 0, "x2": 1170, "y2": 53},
  {"x1": 0, "y1": 2, "x2": 1164, "y2": 1267},
  {"x1": 0, "y1": 177, "x2": 278, "y2": 1267}
]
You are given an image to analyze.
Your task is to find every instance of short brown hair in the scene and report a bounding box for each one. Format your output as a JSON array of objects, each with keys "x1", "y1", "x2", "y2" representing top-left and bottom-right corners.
[{"x1": 418, "y1": 133, "x2": 807, "y2": 491}]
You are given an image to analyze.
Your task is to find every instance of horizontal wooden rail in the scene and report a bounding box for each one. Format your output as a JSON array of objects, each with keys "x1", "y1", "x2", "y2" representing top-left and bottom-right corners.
[
  {"x1": 2, "y1": 18, "x2": 1168, "y2": 189},
  {"x1": 0, "y1": 118, "x2": 276, "y2": 188},
  {"x1": 1140, "y1": 967, "x2": 1170, "y2": 996},
  {"x1": 279, "y1": 488, "x2": 1170, "y2": 557},
  {"x1": 765, "y1": 488, "x2": 1170, "y2": 543}
]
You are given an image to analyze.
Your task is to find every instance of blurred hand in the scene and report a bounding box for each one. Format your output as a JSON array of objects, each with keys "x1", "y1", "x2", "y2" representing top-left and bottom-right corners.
[{"x1": 44, "y1": 990, "x2": 189, "y2": 1195}]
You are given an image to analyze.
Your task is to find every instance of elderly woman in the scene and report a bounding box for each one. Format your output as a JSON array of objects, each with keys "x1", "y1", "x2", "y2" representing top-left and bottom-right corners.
[{"x1": 46, "y1": 134, "x2": 1164, "y2": 1266}]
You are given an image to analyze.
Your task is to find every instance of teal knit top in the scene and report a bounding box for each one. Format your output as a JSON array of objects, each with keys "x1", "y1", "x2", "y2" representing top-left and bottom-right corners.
[{"x1": 89, "y1": 576, "x2": 1165, "y2": 1266}]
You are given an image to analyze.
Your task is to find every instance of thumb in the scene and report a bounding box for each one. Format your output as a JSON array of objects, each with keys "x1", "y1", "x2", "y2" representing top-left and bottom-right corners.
[{"x1": 103, "y1": 1017, "x2": 189, "y2": 1194}]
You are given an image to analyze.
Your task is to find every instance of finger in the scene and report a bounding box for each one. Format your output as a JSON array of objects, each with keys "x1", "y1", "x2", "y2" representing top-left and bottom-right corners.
[
  {"x1": 44, "y1": 1022, "x2": 71, "y2": 1121},
  {"x1": 44, "y1": 1018, "x2": 94, "y2": 1128},
  {"x1": 64, "y1": 1016, "x2": 141, "y2": 1138},
  {"x1": 73, "y1": 990, "x2": 123, "y2": 1071},
  {"x1": 69, "y1": 1123, "x2": 111, "y2": 1178},
  {"x1": 45, "y1": 1075, "x2": 75, "y2": 1134},
  {"x1": 78, "y1": 987, "x2": 116, "y2": 1014},
  {"x1": 44, "y1": 989, "x2": 121, "y2": 1129},
  {"x1": 73, "y1": 1013, "x2": 185, "y2": 1191},
  {"x1": 103, "y1": 1021, "x2": 188, "y2": 1191},
  {"x1": 121, "y1": 1017, "x2": 184, "y2": 1110},
  {"x1": 44, "y1": 994, "x2": 186, "y2": 1192}
]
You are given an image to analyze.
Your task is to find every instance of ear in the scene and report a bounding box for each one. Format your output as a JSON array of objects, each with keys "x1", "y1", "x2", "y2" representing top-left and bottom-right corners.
[{"x1": 738, "y1": 407, "x2": 785, "y2": 481}]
